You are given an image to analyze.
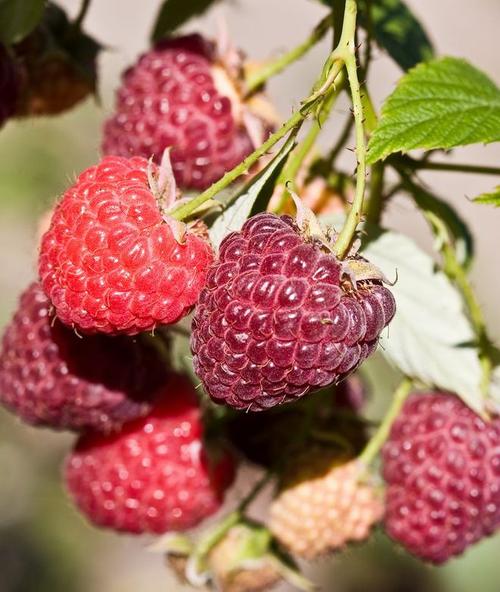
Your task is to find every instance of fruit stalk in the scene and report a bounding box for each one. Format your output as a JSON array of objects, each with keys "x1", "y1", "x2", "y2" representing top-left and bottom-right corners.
[
  {"x1": 272, "y1": 73, "x2": 346, "y2": 212},
  {"x1": 170, "y1": 4, "x2": 360, "y2": 223},
  {"x1": 331, "y1": 0, "x2": 368, "y2": 258},
  {"x1": 358, "y1": 377, "x2": 413, "y2": 467},
  {"x1": 245, "y1": 13, "x2": 333, "y2": 95},
  {"x1": 424, "y1": 210, "x2": 493, "y2": 398},
  {"x1": 73, "y1": 0, "x2": 92, "y2": 30}
]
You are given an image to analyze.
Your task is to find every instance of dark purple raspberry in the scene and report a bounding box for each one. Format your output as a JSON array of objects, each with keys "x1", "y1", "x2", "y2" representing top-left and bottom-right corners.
[
  {"x1": 191, "y1": 213, "x2": 395, "y2": 411},
  {"x1": 382, "y1": 392, "x2": 500, "y2": 564},
  {"x1": 0, "y1": 44, "x2": 20, "y2": 127},
  {"x1": 102, "y1": 34, "x2": 269, "y2": 191},
  {"x1": 0, "y1": 283, "x2": 168, "y2": 432}
]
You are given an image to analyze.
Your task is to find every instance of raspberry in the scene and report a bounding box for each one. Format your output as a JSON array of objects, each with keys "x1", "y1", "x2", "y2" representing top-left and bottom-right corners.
[
  {"x1": 269, "y1": 454, "x2": 383, "y2": 559},
  {"x1": 102, "y1": 34, "x2": 272, "y2": 190},
  {"x1": 0, "y1": 283, "x2": 167, "y2": 432},
  {"x1": 38, "y1": 155, "x2": 213, "y2": 335},
  {"x1": 65, "y1": 375, "x2": 236, "y2": 534},
  {"x1": 191, "y1": 213, "x2": 395, "y2": 411},
  {"x1": 0, "y1": 44, "x2": 20, "y2": 127},
  {"x1": 382, "y1": 392, "x2": 500, "y2": 564}
]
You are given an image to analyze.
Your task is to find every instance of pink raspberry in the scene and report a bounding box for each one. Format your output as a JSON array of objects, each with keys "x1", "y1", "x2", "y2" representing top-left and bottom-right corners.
[
  {"x1": 0, "y1": 283, "x2": 168, "y2": 432},
  {"x1": 65, "y1": 375, "x2": 236, "y2": 534},
  {"x1": 38, "y1": 155, "x2": 213, "y2": 335},
  {"x1": 102, "y1": 34, "x2": 272, "y2": 190},
  {"x1": 382, "y1": 392, "x2": 500, "y2": 563},
  {"x1": 191, "y1": 213, "x2": 395, "y2": 411}
]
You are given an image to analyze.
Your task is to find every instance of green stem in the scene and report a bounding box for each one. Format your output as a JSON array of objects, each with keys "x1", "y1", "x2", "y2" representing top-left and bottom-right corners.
[
  {"x1": 170, "y1": 0, "x2": 359, "y2": 224},
  {"x1": 442, "y1": 241, "x2": 492, "y2": 396},
  {"x1": 332, "y1": 0, "x2": 367, "y2": 259},
  {"x1": 192, "y1": 511, "x2": 241, "y2": 567},
  {"x1": 191, "y1": 471, "x2": 271, "y2": 570},
  {"x1": 396, "y1": 172, "x2": 494, "y2": 397},
  {"x1": 422, "y1": 209, "x2": 493, "y2": 397},
  {"x1": 273, "y1": 74, "x2": 345, "y2": 212},
  {"x1": 169, "y1": 109, "x2": 306, "y2": 221},
  {"x1": 364, "y1": 161, "x2": 384, "y2": 224},
  {"x1": 358, "y1": 378, "x2": 413, "y2": 467},
  {"x1": 73, "y1": 0, "x2": 92, "y2": 29},
  {"x1": 392, "y1": 155, "x2": 500, "y2": 177},
  {"x1": 245, "y1": 13, "x2": 333, "y2": 95}
]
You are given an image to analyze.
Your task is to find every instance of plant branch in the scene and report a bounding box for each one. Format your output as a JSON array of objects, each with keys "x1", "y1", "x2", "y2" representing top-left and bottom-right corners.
[
  {"x1": 73, "y1": 0, "x2": 92, "y2": 30},
  {"x1": 272, "y1": 74, "x2": 345, "y2": 212},
  {"x1": 169, "y1": 109, "x2": 307, "y2": 220},
  {"x1": 170, "y1": 0, "x2": 361, "y2": 224},
  {"x1": 358, "y1": 377, "x2": 413, "y2": 467},
  {"x1": 423, "y1": 209, "x2": 493, "y2": 397},
  {"x1": 391, "y1": 155, "x2": 500, "y2": 177},
  {"x1": 332, "y1": 0, "x2": 367, "y2": 259},
  {"x1": 245, "y1": 13, "x2": 333, "y2": 95},
  {"x1": 364, "y1": 161, "x2": 384, "y2": 224}
]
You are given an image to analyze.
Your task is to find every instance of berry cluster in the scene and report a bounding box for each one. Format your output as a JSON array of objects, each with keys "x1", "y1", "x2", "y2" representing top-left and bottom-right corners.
[{"x1": 2, "y1": 3, "x2": 498, "y2": 588}]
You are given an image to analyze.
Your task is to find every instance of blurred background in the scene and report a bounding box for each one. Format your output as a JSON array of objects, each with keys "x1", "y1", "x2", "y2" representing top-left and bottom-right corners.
[{"x1": 0, "y1": 0, "x2": 499, "y2": 590}]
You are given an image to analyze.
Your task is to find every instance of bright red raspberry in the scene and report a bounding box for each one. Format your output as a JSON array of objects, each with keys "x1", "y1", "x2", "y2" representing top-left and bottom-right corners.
[
  {"x1": 0, "y1": 283, "x2": 168, "y2": 432},
  {"x1": 191, "y1": 213, "x2": 395, "y2": 411},
  {"x1": 102, "y1": 34, "x2": 271, "y2": 190},
  {"x1": 65, "y1": 375, "x2": 236, "y2": 534},
  {"x1": 0, "y1": 44, "x2": 20, "y2": 127},
  {"x1": 382, "y1": 392, "x2": 500, "y2": 564},
  {"x1": 38, "y1": 155, "x2": 213, "y2": 335}
]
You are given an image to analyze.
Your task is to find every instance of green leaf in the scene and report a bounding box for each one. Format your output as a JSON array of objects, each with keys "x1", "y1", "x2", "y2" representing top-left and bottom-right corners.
[
  {"x1": 404, "y1": 184, "x2": 474, "y2": 268},
  {"x1": 151, "y1": 0, "x2": 217, "y2": 43},
  {"x1": 363, "y1": 228, "x2": 485, "y2": 415},
  {"x1": 473, "y1": 186, "x2": 500, "y2": 207},
  {"x1": 0, "y1": 0, "x2": 44, "y2": 44},
  {"x1": 358, "y1": 0, "x2": 434, "y2": 71},
  {"x1": 208, "y1": 136, "x2": 296, "y2": 251},
  {"x1": 367, "y1": 57, "x2": 500, "y2": 164}
]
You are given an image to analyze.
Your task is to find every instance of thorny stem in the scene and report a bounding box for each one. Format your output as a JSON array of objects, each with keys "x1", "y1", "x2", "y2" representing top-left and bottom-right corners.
[
  {"x1": 245, "y1": 13, "x2": 333, "y2": 95},
  {"x1": 171, "y1": 0, "x2": 365, "y2": 241},
  {"x1": 364, "y1": 161, "x2": 385, "y2": 224},
  {"x1": 397, "y1": 172, "x2": 494, "y2": 398},
  {"x1": 358, "y1": 378, "x2": 413, "y2": 467},
  {"x1": 424, "y1": 210, "x2": 493, "y2": 397},
  {"x1": 169, "y1": 109, "x2": 307, "y2": 220},
  {"x1": 273, "y1": 74, "x2": 346, "y2": 213},
  {"x1": 332, "y1": 0, "x2": 367, "y2": 259},
  {"x1": 73, "y1": 0, "x2": 92, "y2": 30}
]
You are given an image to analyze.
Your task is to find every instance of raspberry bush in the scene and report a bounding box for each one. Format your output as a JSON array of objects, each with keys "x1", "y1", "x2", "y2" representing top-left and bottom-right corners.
[{"x1": 1, "y1": 0, "x2": 500, "y2": 590}]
